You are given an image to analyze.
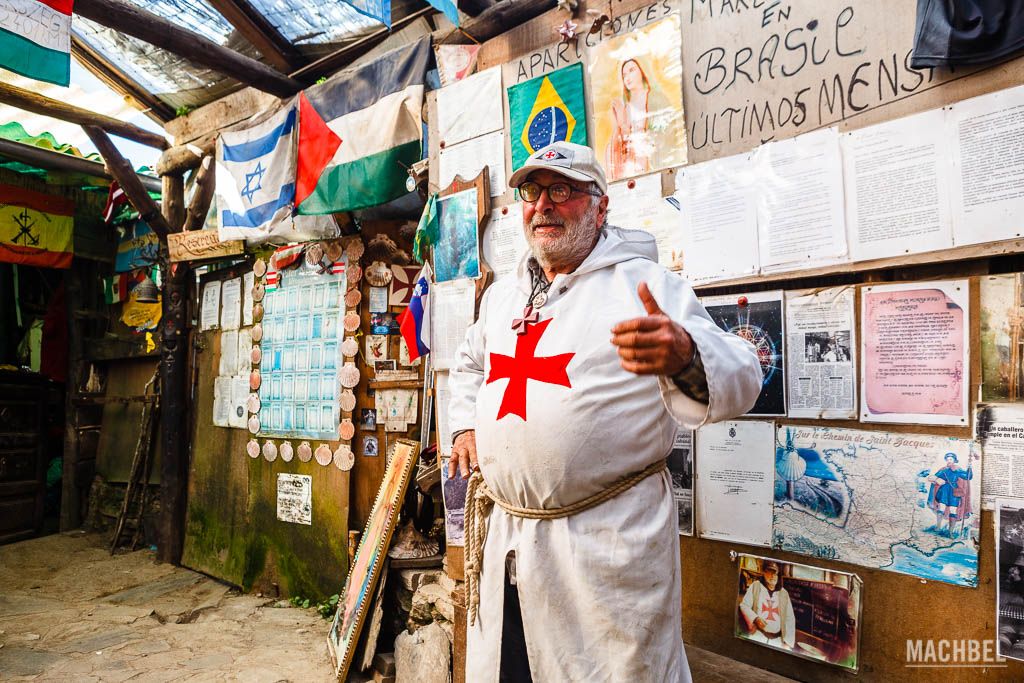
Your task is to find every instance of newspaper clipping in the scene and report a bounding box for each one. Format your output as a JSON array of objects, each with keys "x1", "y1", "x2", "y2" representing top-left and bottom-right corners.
[
  {"x1": 977, "y1": 404, "x2": 1024, "y2": 510},
  {"x1": 785, "y1": 287, "x2": 857, "y2": 420}
]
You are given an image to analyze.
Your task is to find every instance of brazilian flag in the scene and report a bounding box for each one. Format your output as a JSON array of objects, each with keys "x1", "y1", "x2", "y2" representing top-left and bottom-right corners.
[{"x1": 507, "y1": 63, "x2": 588, "y2": 171}]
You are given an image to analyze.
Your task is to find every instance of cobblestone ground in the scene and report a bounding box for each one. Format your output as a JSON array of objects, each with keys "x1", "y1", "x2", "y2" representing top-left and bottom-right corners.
[{"x1": 0, "y1": 532, "x2": 338, "y2": 682}]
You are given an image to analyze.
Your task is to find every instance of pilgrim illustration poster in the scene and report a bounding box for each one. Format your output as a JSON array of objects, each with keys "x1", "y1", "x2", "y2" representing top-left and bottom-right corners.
[{"x1": 587, "y1": 15, "x2": 686, "y2": 181}]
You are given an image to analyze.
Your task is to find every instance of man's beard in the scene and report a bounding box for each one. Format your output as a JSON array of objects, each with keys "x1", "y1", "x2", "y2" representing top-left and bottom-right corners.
[{"x1": 524, "y1": 204, "x2": 600, "y2": 273}]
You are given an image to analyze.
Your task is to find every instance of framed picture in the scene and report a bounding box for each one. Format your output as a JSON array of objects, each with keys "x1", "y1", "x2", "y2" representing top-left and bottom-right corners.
[{"x1": 328, "y1": 438, "x2": 419, "y2": 678}]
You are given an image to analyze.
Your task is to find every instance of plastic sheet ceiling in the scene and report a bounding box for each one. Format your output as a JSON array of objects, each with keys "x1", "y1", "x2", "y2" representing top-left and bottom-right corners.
[{"x1": 71, "y1": 0, "x2": 380, "y2": 112}]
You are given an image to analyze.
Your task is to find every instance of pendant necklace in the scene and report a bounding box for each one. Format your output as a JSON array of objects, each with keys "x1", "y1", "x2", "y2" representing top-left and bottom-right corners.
[{"x1": 512, "y1": 261, "x2": 552, "y2": 335}]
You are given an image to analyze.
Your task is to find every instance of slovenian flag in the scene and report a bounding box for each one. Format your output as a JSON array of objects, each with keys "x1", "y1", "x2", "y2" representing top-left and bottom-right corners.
[
  {"x1": 0, "y1": 0, "x2": 72, "y2": 86},
  {"x1": 295, "y1": 38, "x2": 431, "y2": 215},
  {"x1": 216, "y1": 103, "x2": 337, "y2": 244},
  {"x1": 397, "y1": 263, "x2": 432, "y2": 362}
]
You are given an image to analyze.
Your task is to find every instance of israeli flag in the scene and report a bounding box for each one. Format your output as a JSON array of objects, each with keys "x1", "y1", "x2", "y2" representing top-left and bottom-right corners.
[{"x1": 216, "y1": 102, "x2": 337, "y2": 244}]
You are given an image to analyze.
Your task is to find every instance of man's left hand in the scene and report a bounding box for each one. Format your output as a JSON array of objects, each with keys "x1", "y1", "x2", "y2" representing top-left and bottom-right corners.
[{"x1": 611, "y1": 282, "x2": 695, "y2": 376}]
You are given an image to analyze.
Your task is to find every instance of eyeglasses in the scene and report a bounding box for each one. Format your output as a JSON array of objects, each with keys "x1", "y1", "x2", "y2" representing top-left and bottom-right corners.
[{"x1": 517, "y1": 181, "x2": 603, "y2": 204}]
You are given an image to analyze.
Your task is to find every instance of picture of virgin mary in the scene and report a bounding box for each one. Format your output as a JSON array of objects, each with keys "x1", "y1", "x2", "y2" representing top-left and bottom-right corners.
[{"x1": 607, "y1": 58, "x2": 676, "y2": 179}]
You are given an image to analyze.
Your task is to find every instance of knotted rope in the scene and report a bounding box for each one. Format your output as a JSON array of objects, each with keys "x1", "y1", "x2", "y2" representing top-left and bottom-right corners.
[{"x1": 463, "y1": 459, "x2": 667, "y2": 626}]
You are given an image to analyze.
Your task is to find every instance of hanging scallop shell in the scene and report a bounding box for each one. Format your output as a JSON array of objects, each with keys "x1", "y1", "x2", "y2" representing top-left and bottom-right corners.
[
  {"x1": 246, "y1": 439, "x2": 260, "y2": 458},
  {"x1": 249, "y1": 370, "x2": 261, "y2": 391},
  {"x1": 251, "y1": 346, "x2": 262, "y2": 366},
  {"x1": 347, "y1": 264, "x2": 363, "y2": 284},
  {"x1": 305, "y1": 242, "x2": 327, "y2": 268},
  {"x1": 343, "y1": 313, "x2": 361, "y2": 333},
  {"x1": 253, "y1": 303, "x2": 265, "y2": 322},
  {"x1": 339, "y1": 389, "x2": 356, "y2": 412},
  {"x1": 387, "y1": 520, "x2": 440, "y2": 560},
  {"x1": 341, "y1": 338, "x2": 359, "y2": 358},
  {"x1": 262, "y1": 440, "x2": 278, "y2": 462},
  {"x1": 338, "y1": 418, "x2": 356, "y2": 441},
  {"x1": 339, "y1": 363, "x2": 360, "y2": 388},
  {"x1": 253, "y1": 259, "x2": 267, "y2": 278},
  {"x1": 333, "y1": 444, "x2": 354, "y2": 471},
  {"x1": 247, "y1": 416, "x2": 261, "y2": 434},
  {"x1": 345, "y1": 289, "x2": 362, "y2": 308},
  {"x1": 314, "y1": 444, "x2": 333, "y2": 466},
  {"x1": 252, "y1": 283, "x2": 265, "y2": 302},
  {"x1": 251, "y1": 323, "x2": 263, "y2": 342},
  {"x1": 246, "y1": 393, "x2": 261, "y2": 414},
  {"x1": 776, "y1": 449, "x2": 807, "y2": 482},
  {"x1": 297, "y1": 441, "x2": 313, "y2": 463},
  {"x1": 365, "y1": 260, "x2": 393, "y2": 287},
  {"x1": 280, "y1": 441, "x2": 294, "y2": 463},
  {"x1": 326, "y1": 240, "x2": 344, "y2": 262},
  {"x1": 346, "y1": 238, "x2": 365, "y2": 261}
]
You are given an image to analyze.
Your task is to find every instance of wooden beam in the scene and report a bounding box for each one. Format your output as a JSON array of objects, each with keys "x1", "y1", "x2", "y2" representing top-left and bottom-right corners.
[
  {"x1": 289, "y1": 6, "x2": 435, "y2": 83},
  {"x1": 0, "y1": 137, "x2": 162, "y2": 192},
  {"x1": 72, "y1": 36, "x2": 175, "y2": 124},
  {"x1": 0, "y1": 81, "x2": 168, "y2": 150},
  {"x1": 82, "y1": 125, "x2": 174, "y2": 237},
  {"x1": 75, "y1": 0, "x2": 304, "y2": 98},
  {"x1": 183, "y1": 156, "x2": 215, "y2": 231},
  {"x1": 435, "y1": 0, "x2": 557, "y2": 44},
  {"x1": 156, "y1": 140, "x2": 211, "y2": 176},
  {"x1": 206, "y1": 0, "x2": 306, "y2": 72}
]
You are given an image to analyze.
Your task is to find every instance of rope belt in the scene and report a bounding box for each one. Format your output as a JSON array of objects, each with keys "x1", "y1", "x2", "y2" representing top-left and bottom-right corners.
[{"x1": 463, "y1": 459, "x2": 667, "y2": 626}]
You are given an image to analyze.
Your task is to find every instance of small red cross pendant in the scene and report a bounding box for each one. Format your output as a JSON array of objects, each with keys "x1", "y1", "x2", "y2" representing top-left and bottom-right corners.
[{"x1": 511, "y1": 304, "x2": 540, "y2": 335}]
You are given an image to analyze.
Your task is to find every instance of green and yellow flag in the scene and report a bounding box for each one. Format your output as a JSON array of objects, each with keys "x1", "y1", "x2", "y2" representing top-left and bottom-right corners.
[
  {"x1": 0, "y1": 184, "x2": 73, "y2": 269},
  {"x1": 507, "y1": 63, "x2": 588, "y2": 171}
]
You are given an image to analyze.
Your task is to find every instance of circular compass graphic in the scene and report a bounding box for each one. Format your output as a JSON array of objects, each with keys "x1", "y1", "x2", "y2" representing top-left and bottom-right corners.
[{"x1": 729, "y1": 323, "x2": 780, "y2": 387}]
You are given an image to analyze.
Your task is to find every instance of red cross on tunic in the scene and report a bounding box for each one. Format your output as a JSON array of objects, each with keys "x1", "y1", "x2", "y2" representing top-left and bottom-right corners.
[
  {"x1": 760, "y1": 600, "x2": 780, "y2": 621},
  {"x1": 487, "y1": 318, "x2": 574, "y2": 421}
]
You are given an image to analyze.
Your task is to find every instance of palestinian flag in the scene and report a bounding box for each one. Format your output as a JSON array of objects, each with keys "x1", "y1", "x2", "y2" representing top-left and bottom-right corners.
[
  {"x1": 0, "y1": 184, "x2": 73, "y2": 268},
  {"x1": 296, "y1": 38, "x2": 431, "y2": 215},
  {"x1": 0, "y1": 0, "x2": 72, "y2": 86}
]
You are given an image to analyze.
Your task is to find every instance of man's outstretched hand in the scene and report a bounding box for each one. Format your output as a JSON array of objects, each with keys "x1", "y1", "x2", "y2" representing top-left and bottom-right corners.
[
  {"x1": 449, "y1": 429, "x2": 478, "y2": 480},
  {"x1": 611, "y1": 282, "x2": 695, "y2": 376}
]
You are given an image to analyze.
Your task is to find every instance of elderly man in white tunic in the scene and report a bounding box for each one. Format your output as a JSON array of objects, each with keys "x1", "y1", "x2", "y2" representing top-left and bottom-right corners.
[{"x1": 447, "y1": 141, "x2": 762, "y2": 682}]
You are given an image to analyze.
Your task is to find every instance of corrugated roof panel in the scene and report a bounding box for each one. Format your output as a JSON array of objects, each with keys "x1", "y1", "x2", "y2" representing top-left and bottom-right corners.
[{"x1": 245, "y1": 0, "x2": 378, "y2": 51}]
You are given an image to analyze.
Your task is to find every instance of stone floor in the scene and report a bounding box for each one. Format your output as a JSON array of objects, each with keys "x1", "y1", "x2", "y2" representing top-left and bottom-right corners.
[{"x1": 0, "y1": 532, "x2": 792, "y2": 682}]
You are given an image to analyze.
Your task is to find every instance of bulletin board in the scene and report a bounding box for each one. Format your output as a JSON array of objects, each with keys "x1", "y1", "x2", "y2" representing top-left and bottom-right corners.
[{"x1": 428, "y1": 0, "x2": 1024, "y2": 680}]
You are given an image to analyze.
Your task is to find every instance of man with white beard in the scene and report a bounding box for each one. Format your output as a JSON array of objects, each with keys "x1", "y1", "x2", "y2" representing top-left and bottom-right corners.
[{"x1": 447, "y1": 141, "x2": 762, "y2": 682}]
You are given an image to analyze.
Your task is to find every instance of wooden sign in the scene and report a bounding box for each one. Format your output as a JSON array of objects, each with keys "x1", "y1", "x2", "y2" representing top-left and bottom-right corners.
[{"x1": 167, "y1": 229, "x2": 244, "y2": 263}]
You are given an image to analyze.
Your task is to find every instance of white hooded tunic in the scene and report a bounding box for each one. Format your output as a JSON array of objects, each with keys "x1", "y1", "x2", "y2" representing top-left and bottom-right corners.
[{"x1": 448, "y1": 227, "x2": 762, "y2": 682}]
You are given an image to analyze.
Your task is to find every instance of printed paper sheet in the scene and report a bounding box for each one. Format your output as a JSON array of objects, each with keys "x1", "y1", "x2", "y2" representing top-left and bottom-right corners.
[
  {"x1": 430, "y1": 279, "x2": 476, "y2": 370},
  {"x1": 435, "y1": 66, "x2": 503, "y2": 146},
  {"x1": 606, "y1": 172, "x2": 683, "y2": 269},
  {"x1": 784, "y1": 287, "x2": 856, "y2": 420},
  {"x1": 977, "y1": 404, "x2": 1024, "y2": 509}
]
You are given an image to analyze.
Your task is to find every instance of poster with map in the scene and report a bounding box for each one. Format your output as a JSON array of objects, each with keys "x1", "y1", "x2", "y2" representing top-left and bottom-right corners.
[{"x1": 772, "y1": 425, "x2": 981, "y2": 587}]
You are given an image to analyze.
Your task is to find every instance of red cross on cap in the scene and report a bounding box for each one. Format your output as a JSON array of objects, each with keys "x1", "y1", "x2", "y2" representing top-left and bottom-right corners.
[{"x1": 541, "y1": 150, "x2": 559, "y2": 160}]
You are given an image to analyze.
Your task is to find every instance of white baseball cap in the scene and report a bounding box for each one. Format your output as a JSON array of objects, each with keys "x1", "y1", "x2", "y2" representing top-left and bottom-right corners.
[{"x1": 508, "y1": 141, "x2": 608, "y2": 194}]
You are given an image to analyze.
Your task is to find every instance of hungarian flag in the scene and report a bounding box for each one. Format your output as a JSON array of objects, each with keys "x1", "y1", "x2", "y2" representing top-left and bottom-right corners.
[
  {"x1": 296, "y1": 37, "x2": 431, "y2": 215},
  {"x1": 0, "y1": 184, "x2": 73, "y2": 268},
  {"x1": 0, "y1": 0, "x2": 72, "y2": 86}
]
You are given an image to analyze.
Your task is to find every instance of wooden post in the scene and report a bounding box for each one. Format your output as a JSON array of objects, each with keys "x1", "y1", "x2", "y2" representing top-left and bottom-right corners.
[
  {"x1": 157, "y1": 172, "x2": 190, "y2": 565},
  {"x1": 82, "y1": 125, "x2": 174, "y2": 237},
  {"x1": 0, "y1": 81, "x2": 168, "y2": 149},
  {"x1": 60, "y1": 267, "x2": 84, "y2": 531},
  {"x1": 183, "y1": 157, "x2": 216, "y2": 232},
  {"x1": 75, "y1": 0, "x2": 303, "y2": 98}
]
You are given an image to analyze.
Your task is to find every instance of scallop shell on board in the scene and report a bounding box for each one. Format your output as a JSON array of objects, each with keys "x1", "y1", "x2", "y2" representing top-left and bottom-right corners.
[
  {"x1": 333, "y1": 444, "x2": 354, "y2": 471},
  {"x1": 314, "y1": 444, "x2": 333, "y2": 466},
  {"x1": 326, "y1": 240, "x2": 343, "y2": 262},
  {"x1": 251, "y1": 323, "x2": 263, "y2": 342},
  {"x1": 246, "y1": 440, "x2": 260, "y2": 458},
  {"x1": 345, "y1": 289, "x2": 362, "y2": 308},
  {"x1": 280, "y1": 441, "x2": 294, "y2": 462},
  {"x1": 253, "y1": 259, "x2": 267, "y2": 278},
  {"x1": 246, "y1": 393, "x2": 261, "y2": 414},
  {"x1": 338, "y1": 418, "x2": 356, "y2": 441},
  {"x1": 247, "y1": 416, "x2": 261, "y2": 434},
  {"x1": 305, "y1": 242, "x2": 326, "y2": 268},
  {"x1": 262, "y1": 440, "x2": 278, "y2": 462},
  {"x1": 252, "y1": 303, "x2": 264, "y2": 322},
  {"x1": 339, "y1": 363, "x2": 360, "y2": 388},
  {"x1": 343, "y1": 313, "x2": 361, "y2": 333},
  {"x1": 297, "y1": 441, "x2": 313, "y2": 463},
  {"x1": 345, "y1": 238, "x2": 364, "y2": 261},
  {"x1": 249, "y1": 370, "x2": 261, "y2": 391},
  {"x1": 387, "y1": 520, "x2": 440, "y2": 560},
  {"x1": 339, "y1": 390, "x2": 356, "y2": 412},
  {"x1": 341, "y1": 338, "x2": 359, "y2": 358},
  {"x1": 252, "y1": 283, "x2": 265, "y2": 302},
  {"x1": 346, "y1": 264, "x2": 362, "y2": 284},
  {"x1": 250, "y1": 346, "x2": 262, "y2": 366},
  {"x1": 365, "y1": 260, "x2": 393, "y2": 287}
]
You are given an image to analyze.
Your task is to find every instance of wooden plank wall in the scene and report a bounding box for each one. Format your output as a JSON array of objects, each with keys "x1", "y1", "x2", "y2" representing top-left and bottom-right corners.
[{"x1": 438, "y1": 1, "x2": 1024, "y2": 680}]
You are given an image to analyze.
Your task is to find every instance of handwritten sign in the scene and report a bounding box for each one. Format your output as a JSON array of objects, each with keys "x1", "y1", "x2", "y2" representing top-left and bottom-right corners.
[{"x1": 168, "y1": 229, "x2": 244, "y2": 263}]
